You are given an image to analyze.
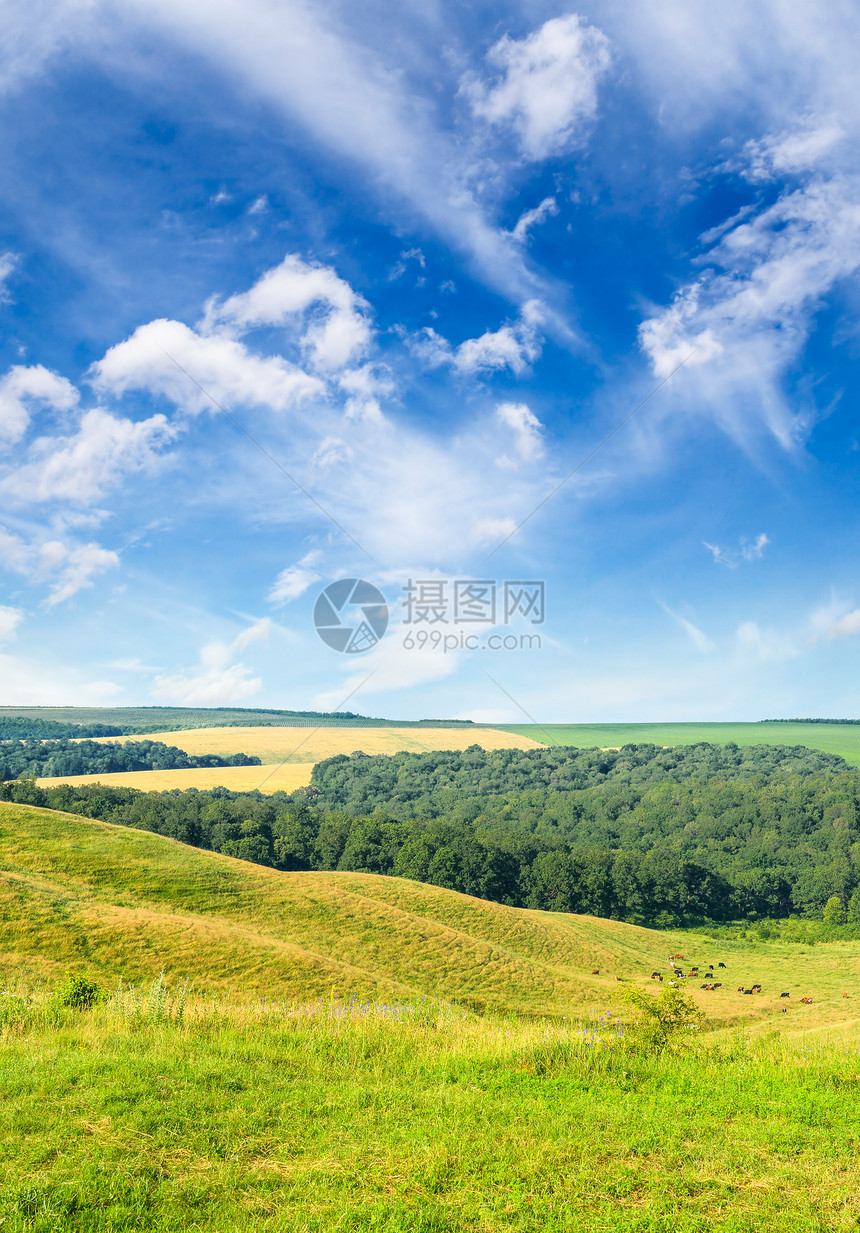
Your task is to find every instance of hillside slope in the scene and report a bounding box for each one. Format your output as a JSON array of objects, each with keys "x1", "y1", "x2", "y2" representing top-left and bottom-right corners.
[{"x1": 2, "y1": 801, "x2": 859, "y2": 1026}]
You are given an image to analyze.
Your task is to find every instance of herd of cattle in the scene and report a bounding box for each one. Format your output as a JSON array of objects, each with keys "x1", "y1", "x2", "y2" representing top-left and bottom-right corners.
[
  {"x1": 588, "y1": 954, "x2": 849, "y2": 1007},
  {"x1": 650, "y1": 955, "x2": 822, "y2": 1008}
]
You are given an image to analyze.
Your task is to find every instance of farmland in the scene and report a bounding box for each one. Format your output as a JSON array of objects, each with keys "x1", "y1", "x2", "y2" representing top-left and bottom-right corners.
[
  {"x1": 498, "y1": 720, "x2": 860, "y2": 766},
  {"x1": 36, "y1": 725, "x2": 542, "y2": 793},
  {"x1": 3, "y1": 801, "x2": 860, "y2": 1229}
]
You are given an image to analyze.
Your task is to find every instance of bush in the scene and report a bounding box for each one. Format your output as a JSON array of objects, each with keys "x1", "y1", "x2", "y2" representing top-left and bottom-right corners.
[
  {"x1": 621, "y1": 984, "x2": 704, "y2": 1051},
  {"x1": 55, "y1": 975, "x2": 104, "y2": 1010}
]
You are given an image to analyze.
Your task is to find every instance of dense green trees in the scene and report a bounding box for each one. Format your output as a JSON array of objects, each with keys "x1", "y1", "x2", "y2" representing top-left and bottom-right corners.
[
  {"x1": 4, "y1": 741, "x2": 860, "y2": 925},
  {"x1": 0, "y1": 739, "x2": 260, "y2": 780}
]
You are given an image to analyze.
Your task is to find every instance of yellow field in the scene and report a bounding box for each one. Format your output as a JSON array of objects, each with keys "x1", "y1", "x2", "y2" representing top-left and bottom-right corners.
[
  {"x1": 91, "y1": 724, "x2": 544, "y2": 763},
  {"x1": 36, "y1": 763, "x2": 313, "y2": 793},
  {"x1": 40, "y1": 724, "x2": 544, "y2": 793}
]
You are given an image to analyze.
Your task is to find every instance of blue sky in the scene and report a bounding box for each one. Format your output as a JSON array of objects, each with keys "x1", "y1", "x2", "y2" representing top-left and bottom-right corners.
[{"x1": 1, "y1": 0, "x2": 859, "y2": 721}]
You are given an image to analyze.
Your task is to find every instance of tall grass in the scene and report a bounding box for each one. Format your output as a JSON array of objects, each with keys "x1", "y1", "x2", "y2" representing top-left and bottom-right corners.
[{"x1": 2, "y1": 986, "x2": 860, "y2": 1230}]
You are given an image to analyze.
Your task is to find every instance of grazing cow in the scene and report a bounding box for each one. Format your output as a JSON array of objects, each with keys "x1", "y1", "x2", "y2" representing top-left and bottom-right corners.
[
  {"x1": 843, "y1": 993, "x2": 849, "y2": 998},
  {"x1": 718, "y1": 962, "x2": 726, "y2": 969},
  {"x1": 713, "y1": 983, "x2": 722, "y2": 989},
  {"x1": 780, "y1": 992, "x2": 790, "y2": 998},
  {"x1": 781, "y1": 1007, "x2": 787, "y2": 1014},
  {"x1": 743, "y1": 989, "x2": 753, "y2": 995},
  {"x1": 737, "y1": 986, "x2": 745, "y2": 992},
  {"x1": 701, "y1": 983, "x2": 714, "y2": 990},
  {"x1": 800, "y1": 997, "x2": 813, "y2": 1005},
  {"x1": 751, "y1": 985, "x2": 762, "y2": 993},
  {"x1": 591, "y1": 970, "x2": 599, "y2": 975},
  {"x1": 651, "y1": 972, "x2": 662, "y2": 979}
]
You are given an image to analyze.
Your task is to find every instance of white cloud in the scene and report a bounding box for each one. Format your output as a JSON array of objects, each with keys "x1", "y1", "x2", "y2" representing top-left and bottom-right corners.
[
  {"x1": 1, "y1": 407, "x2": 175, "y2": 505},
  {"x1": 124, "y1": 0, "x2": 545, "y2": 304},
  {"x1": 412, "y1": 299, "x2": 544, "y2": 377},
  {"x1": 705, "y1": 534, "x2": 770, "y2": 568},
  {"x1": 204, "y1": 253, "x2": 372, "y2": 371},
  {"x1": 92, "y1": 317, "x2": 323, "y2": 415},
  {"x1": 314, "y1": 624, "x2": 459, "y2": 710},
  {"x1": 150, "y1": 618, "x2": 270, "y2": 705},
  {"x1": 0, "y1": 364, "x2": 79, "y2": 445},
  {"x1": 268, "y1": 551, "x2": 323, "y2": 604},
  {"x1": 511, "y1": 196, "x2": 558, "y2": 243},
  {"x1": 828, "y1": 609, "x2": 860, "y2": 639},
  {"x1": 0, "y1": 252, "x2": 19, "y2": 302},
  {"x1": 639, "y1": 163, "x2": 860, "y2": 447},
  {"x1": 46, "y1": 542, "x2": 119, "y2": 606},
  {"x1": 0, "y1": 605, "x2": 24, "y2": 642},
  {"x1": 466, "y1": 15, "x2": 611, "y2": 160},
  {"x1": 495, "y1": 401, "x2": 544, "y2": 466},
  {"x1": 0, "y1": 524, "x2": 120, "y2": 605}
]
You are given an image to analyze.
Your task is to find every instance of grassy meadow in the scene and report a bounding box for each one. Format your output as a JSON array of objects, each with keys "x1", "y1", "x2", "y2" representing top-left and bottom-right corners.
[
  {"x1": 4, "y1": 801, "x2": 860, "y2": 1228},
  {"x1": 3, "y1": 993, "x2": 860, "y2": 1232},
  {"x1": 498, "y1": 721, "x2": 860, "y2": 767}
]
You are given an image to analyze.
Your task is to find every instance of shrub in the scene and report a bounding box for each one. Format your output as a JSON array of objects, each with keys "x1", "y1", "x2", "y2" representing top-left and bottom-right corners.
[
  {"x1": 621, "y1": 984, "x2": 704, "y2": 1051},
  {"x1": 56, "y1": 975, "x2": 104, "y2": 1010}
]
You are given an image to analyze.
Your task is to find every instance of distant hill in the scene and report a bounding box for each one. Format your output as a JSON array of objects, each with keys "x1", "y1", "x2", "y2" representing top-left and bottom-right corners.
[{"x1": 0, "y1": 707, "x2": 476, "y2": 736}]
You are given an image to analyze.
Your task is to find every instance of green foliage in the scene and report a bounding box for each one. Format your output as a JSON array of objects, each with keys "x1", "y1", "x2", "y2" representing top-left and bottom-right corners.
[
  {"x1": 7, "y1": 739, "x2": 860, "y2": 925},
  {"x1": 621, "y1": 984, "x2": 705, "y2": 1050},
  {"x1": 823, "y1": 895, "x2": 846, "y2": 925},
  {"x1": 55, "y1": 974, "x2": 104, "y2": 1010},
  {"x1": 0, "y1": 737, "x2": 261, "y2": 781}
]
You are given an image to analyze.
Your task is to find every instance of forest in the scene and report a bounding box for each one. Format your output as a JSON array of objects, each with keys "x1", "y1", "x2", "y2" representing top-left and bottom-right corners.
[
  {"x1": 3, "y1": 742, "x2": 860, "y2": 926},
  {"x1": 0, "y1": 738, "x2": 261, "y2": 780}
]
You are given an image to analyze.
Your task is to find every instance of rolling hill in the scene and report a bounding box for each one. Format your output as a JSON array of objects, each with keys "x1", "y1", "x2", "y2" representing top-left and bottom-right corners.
[{"x1": 2, "y1": 800, "x2": 858, "y2": 1030}]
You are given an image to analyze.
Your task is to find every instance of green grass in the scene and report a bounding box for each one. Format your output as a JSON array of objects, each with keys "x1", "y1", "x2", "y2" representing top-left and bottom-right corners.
[
  {"x1": 0, "y1": 706, "x2": 477, "y2": 731},
  {"x1": 5, "y1": 802, "x2": 860, "y2": 1228},
  {"x1": 496, "y1": 722, "x2": 860, "y2": 767},
  {"x1": 2, "y1": 993, "x2": 860, "y2": 1231}
]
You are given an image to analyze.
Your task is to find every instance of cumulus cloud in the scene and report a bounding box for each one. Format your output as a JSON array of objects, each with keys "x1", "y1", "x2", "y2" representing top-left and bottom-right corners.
[
  {"x1": 268, "y1": 550, "x2": 323, "y2": 604},
  {"x1": 203, "y1": 253, "x2": 372, "y2": 371},
  {"x1": 495, "y1": 401, "x2": 544, "y2": 467},
  {"x1": 150, "y1": 618, "x2": 271, "y2": 705},
  {"x1": 411, "y1": 299, "x2": 544, "y2": 377},
  {"x1": 92, "y1": 317, "x2": 323, "y2": 416},
  {"x1": 0, "y1": 364, "x2": 79, "y2": 445},
  {"x1": 466, "y1": 15, "x2": 611, "y2": 160},
  {"x1": 1, "y1": 407, "x2": 175, "y2": 505}
]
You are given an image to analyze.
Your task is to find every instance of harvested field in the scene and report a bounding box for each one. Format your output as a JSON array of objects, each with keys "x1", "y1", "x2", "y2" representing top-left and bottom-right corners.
[
  {"x1": 88, "y1": 724, "x2": 544, "y2": 764},
  {"x1": 36, "y1": 763, "x2": 313, "y2": 794}
]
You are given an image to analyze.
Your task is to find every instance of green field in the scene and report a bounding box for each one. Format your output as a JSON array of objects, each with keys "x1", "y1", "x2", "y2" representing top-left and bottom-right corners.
[
  {"x1": 3, "y1": 801, "x2": 860, "y2": 1228},
  {"x1": 497, "y1": 721, "x2": 860, "y2": 766}
]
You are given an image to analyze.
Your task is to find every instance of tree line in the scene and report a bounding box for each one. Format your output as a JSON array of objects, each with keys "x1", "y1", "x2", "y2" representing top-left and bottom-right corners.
[
  {"x1": 3, "y1": 742, "x2": 860, "y2": 925},
  {"x1": 0, "y1": 739, "x2": 261, "y2": 780}
]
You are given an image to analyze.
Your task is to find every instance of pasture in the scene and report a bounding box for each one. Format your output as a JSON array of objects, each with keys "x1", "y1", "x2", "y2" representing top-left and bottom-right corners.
[
  {"x1": 1, "y1": 800, "x2": 858, "y2": 1026},
  {"x1": 497, "y1": 720, "x2": 860, "y2": 766},
  {"x1": 3, "y1": 802, "x2": 860, "y2": 1228}
]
